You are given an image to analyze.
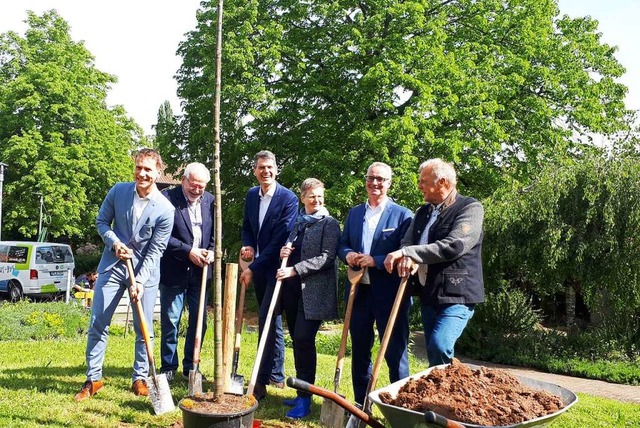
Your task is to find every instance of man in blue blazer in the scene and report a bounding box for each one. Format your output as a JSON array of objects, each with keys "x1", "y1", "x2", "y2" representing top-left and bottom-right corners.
[
  {"x1": 75, "y1": 148, "x2": 175, "y2": 401},
  {"x1": 159, "y1": 162, "x2": 215, "y2": 382},
  {"x1": 240, "y1": 150, "x2": 298, "y2": 399},
  {"x1": 338, "y1": 162, "x2": 413, "y2": 406}
]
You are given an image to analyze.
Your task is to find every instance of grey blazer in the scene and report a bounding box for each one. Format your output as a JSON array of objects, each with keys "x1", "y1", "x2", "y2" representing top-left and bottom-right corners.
[{"x1": 287, "y1": 216, "x2": 340, "y2": 320}]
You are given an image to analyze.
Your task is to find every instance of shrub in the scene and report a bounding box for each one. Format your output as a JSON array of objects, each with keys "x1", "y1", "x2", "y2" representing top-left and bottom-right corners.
[
  {"x1": 0, "y1": 300, "x2": 90, "y2": 340},
  {"x1": 459, "y1": 288, "x2": 542, "y2": 355},
  {"x1": 73, "y1": 251, "x2": 102, "y2": 276}
]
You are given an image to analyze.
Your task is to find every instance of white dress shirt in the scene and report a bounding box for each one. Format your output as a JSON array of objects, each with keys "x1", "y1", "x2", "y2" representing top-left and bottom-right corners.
[
  {"x1": 360, "y1": 198, "x2": 388, "y2": 284},
  {"x1": 257, "y1": 185, "x2": 276, "y2": 256}
]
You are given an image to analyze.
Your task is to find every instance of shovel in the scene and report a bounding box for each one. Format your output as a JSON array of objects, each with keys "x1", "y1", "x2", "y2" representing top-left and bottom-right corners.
[
  {"x1": 227, "y1": 255, "x2": 252, "y2": 395},
  {"x1": 125, "y1": 259, "x2": 175, "y2": 415},
  {"x1": 288, "y1": 377, "x2": 386, "y2": 428},
  {"x1": 347, "y1": 275, "x2": 410, "y2": 428},
  {"x1": 320, "y1": 266, "x2": 366, "y2": 427},
  {"x1": 424, "y1": 411, "x2": 467, "y2": 428},
  {"x1": 247, "y1": 243, "x2": 291, "y2": 399},
  {"x1": 188, "y1": 263, "x2": 209, "y2": 396}
]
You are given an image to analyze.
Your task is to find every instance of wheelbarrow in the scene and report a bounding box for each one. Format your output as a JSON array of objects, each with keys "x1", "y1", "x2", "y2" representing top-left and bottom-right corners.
[{"x1": 287, "y1": 363, "x2": 578, "y2": 428}]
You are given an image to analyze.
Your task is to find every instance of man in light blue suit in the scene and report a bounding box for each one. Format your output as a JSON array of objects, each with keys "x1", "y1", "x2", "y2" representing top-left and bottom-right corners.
[
  {"x1": 240, "y1": 150, "x2": 298, "y2": 400},
  {"x1": 74, "y1": 148, "x2": 175, "y2": 402},
  {"x1": 338, "y1": 162, "x2": 413, "y2": 406}
]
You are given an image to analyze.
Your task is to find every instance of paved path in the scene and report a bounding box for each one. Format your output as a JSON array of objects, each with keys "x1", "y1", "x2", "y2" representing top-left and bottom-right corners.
[{"x1": 409, "y1": 332, "x2": 640, "y2": 404}]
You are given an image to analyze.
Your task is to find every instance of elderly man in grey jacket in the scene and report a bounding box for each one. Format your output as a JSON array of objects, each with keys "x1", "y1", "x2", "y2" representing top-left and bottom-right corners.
[{"x1": 384, "y1": 158, "x2": 484, "y2": 366}]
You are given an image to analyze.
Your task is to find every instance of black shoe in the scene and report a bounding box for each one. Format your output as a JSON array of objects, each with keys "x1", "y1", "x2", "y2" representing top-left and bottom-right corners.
[
  {"x1": 162, "y1": 370, "x2": 176, "y2": 384},
  {"x1": 253, "y1": 383, "x2": 267, "y2": 401}
]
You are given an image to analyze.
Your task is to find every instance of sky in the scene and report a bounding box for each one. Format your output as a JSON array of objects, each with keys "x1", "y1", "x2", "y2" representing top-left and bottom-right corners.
[{"x1": 0, "y1": 0, "x2": 638, "y2": 135}]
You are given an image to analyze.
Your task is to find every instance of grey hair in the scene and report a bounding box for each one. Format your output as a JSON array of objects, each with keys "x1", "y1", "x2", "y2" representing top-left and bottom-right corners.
[
  {"x1": 183, "y1": 162, "x2": 211, "y2": 182},
  {"x1": 419, "y1": 158, "x2": 457, "y2": 187},
  {"x1": 253, "y1": 150, "x2": 277, "y2": 168},
  {"x1": 367, "y1": 162, "x2": 393, "y2": 178},
  {"x1": 300, "y1": 177, "x2": 324, "y2": 196}
]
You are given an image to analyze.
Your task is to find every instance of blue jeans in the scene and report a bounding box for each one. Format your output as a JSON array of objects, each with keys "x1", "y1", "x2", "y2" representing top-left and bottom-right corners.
[
  {"x1": 421, "y1": 303, "x2": 475, "y2": 367},
  {"x1": 159, "y1": 278, "x2": 209, "y2": 375},
  {"x1": 85, "y1": 264, "x2": 158, "y2": 383}
]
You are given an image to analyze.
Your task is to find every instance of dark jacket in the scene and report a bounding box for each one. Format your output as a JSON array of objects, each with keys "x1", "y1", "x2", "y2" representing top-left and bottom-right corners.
[
  {"x1": 287, "y1": 216, "x2": 341, "y2": 320},
  {"x1": 338, "y1": 200, "x2": 413, "y2": 302},
  {"x1": 241, "y1": 183, "x2": 298, "y2": 281},
  {"x1": 160, "y1": 186, "x2": 215, "y2": 287},
  {"x1": 402, "y1": 193, "x2": 484, "y2": 305}
]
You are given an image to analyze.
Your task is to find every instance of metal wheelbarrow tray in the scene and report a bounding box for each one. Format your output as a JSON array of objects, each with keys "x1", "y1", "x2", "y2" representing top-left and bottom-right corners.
[{"x1": 368, "y1": 364, "x2": 578, "y2": 428}]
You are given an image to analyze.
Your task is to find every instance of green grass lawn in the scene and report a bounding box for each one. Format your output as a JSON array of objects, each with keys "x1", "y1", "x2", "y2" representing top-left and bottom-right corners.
[{"x1": 0, "y1": 328, "x2": 638, "y2": 427}]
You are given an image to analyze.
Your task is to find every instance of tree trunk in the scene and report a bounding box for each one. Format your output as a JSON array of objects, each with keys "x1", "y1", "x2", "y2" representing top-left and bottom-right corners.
[
  {"x1": 212, "y1": 0, "x2": 224, "y2": 400},
  {"x1": 565, "y1": 281, "x2": 576, "y2": 327}
]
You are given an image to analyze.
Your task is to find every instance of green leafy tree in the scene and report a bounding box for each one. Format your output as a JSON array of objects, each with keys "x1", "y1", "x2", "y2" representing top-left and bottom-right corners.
[
  {"x1": 0, "y1": 10, "x2": 140, "y2": 242},
  {"x1": 484, "y1": 153, "x2": 640, "y2": 345},
  {"x1": 169, "y1": 0, "x2": 630, "y2": 254},
  {"x1": 153, "y1": 100, "x2": 181, "y2": 174}
]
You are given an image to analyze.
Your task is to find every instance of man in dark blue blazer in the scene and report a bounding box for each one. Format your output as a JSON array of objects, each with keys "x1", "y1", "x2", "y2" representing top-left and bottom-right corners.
[
  {"x1": 338, "y1": 162, "x2": 413, "y2": 406},
  {"x1": 159, "y1": 163, "x2": 215, "y2": 382},
  {"x1": 240, "y1": 150, "x2": 298, "y2": 399}
]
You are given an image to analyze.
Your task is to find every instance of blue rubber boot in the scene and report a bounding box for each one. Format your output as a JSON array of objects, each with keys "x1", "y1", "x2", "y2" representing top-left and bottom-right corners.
[
  {"x1": 285, "y1": 396, "x2": 311, "y2": 419},
  {"x1": 283, "y1": 396, "x2": 300, "y2": 407}
]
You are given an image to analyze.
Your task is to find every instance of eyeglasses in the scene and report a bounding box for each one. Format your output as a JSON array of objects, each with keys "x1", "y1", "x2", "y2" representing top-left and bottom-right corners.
[
  {"x1": 186, "y1": 177, "x2": 207, "y2": 190},
  {"x1": 365, "y1": 175, "x2": 390, "y2": 183}
]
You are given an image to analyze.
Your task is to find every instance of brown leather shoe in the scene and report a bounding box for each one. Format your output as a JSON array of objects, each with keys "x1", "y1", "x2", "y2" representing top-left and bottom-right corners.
[
  {"x1": 269, "y1": 380, "x2": 285, "y2": 389},
  {"x1": 131, "y1": 379, "x2": 149, "y2": 397},
  {"x1": 74, "y1": 379, "x2": 104, "y2": 401}
]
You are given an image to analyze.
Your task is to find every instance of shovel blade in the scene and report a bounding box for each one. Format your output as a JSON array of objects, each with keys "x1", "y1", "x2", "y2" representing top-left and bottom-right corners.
[
  {"x1": 345, "y1": 413, "x2": 366, "y2": 428},
  {"x1": 147, "y1": 373, "x2": 175, "y2": 415},
  {"x1": 227, "y1": 373, "x2": 245, "y2": 395},
  {"x1": 188, "y1": 369, "x2": 203, "y2": 396},
  {"x1": 320, "y1": 398, "x2": 345, "y2": 428}
]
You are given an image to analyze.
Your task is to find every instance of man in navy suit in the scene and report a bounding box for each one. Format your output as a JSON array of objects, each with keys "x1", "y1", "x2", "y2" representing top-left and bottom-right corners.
[
  {"x1": 75, "y1": 148, "x2": 175, "y2": 401},
  {"x1": 159, "y1": 162, "x2": 215, "y2": 382},
  {"x1": 338, "y1": 162, "x2": 413, "y2": 406},
  {"x1": 240, "y1": 150, "x2": 298, "y2": 399}
]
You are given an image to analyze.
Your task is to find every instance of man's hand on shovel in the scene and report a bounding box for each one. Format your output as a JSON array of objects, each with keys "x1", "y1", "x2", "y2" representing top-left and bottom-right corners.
[
  {"x1": 384, "y1": 250, "x2": 419, "y2": 277},
  {"x1": 239, "y1": 247, "x2": 255, "y2": 287},
  {"x1": 129, "y1": 280, "x2": 144, "y2": 301},
  {"x1": 189, "y1": 248, "x2": 214, "y2": 268}
]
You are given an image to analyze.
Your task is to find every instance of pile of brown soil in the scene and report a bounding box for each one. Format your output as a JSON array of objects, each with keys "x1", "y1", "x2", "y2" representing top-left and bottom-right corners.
[{"x1": 378, "y1": 359, "x2": 564, "y2": 426}]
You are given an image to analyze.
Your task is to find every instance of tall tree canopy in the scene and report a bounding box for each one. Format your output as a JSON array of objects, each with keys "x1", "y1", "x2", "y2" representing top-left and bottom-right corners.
[
  {"x1": 165, "y1": 0, "x2": 630, "y2": 252},
  {"x1": 0, "y1": 10, "x2": 140, "y2": 242},
  {"x1": 484, "y1": 152, "x2": 640, "y2": 338}
]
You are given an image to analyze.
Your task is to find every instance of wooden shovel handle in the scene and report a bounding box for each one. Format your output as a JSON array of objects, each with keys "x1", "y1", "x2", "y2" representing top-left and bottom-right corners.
[
  {"x1": 234, "y1": 254, "x2": 251, "y2": 348},
  {"x1": 362, "y1": 275, "x2": 409, "y2": 415},
  {"x1": 287, "y1": 377, "x2": 386, "y2": 428},
  {"x1": 125, "y1": 259, "x2": 157, "y2": 378},
  {"x1": 192, "y1": 264, "x2": 209, "y2": 365},
  {"x1": 334, "y1": 266, "x2": 366, "y2": 392},
  {"x1": 424, "y1": 411, "x2": 467, "y2": 428},
  {"x1": 247, "y1": 244, "x2": 291, "y2": 397}
]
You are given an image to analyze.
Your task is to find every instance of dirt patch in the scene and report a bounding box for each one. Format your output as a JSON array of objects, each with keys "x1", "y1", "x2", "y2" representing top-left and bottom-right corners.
[
  {"x1": 180, "y1": 392, "x2": 256, "y2": 414},
  {"x1": 379, "y1": 359, "x2": 564, "y2": 426}
]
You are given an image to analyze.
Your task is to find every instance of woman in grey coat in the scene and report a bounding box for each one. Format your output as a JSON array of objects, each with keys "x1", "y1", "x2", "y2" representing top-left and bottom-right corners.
[{"x1": 276, "y1": 178, "x2": 340, "y2": 419}]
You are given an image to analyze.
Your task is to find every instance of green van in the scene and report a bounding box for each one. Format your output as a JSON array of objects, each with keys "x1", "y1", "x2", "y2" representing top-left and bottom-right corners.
[{"x1": 0, "y1": 241, "x2": 75, "y2": 301}]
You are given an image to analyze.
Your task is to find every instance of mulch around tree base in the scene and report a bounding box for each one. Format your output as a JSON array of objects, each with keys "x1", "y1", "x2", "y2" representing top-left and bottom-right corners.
[{"x1": 179, "y1": 392, "x2": 256, "y2": 414}]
